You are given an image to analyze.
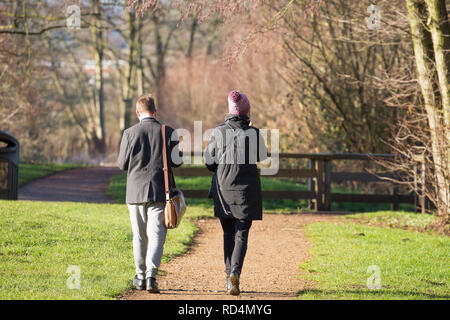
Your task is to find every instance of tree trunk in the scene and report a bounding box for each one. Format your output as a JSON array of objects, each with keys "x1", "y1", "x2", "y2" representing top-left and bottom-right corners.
[
  {"x1": 406, "y1": 0, "x2": 449, "y2": 215},
  {"x1": 425, "y1": 0, "x2": 450, "y2": 182},
  {"x1": 186, "y1": 16, "x2": 198, "y2": 58},
  {"x1": 152, "y1": 13, "x2": 165, "y2": 109},
  {"x1": 136, "y1": 18, "x2": 144, "y2": 96},
  {"x1": 91, "y1": 0, "x2": 106, "y2": 154},
  {"x1": 120, "y1": 11, "x2": 138, "y2": 133}
]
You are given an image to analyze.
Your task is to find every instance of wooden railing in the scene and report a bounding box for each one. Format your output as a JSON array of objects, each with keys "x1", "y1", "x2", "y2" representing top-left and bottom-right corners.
[{"x1": 175, "y1": 152, "x2": 417, "y2": 211}]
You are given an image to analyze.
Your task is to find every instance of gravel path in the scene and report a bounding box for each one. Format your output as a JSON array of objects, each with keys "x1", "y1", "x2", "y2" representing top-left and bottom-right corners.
[
  {"x1": 121, "y1": 213, "x2": 339, "y2": 300},
  {"x1": 19, "y1": 167, "x2": 121, "y2": 203}
]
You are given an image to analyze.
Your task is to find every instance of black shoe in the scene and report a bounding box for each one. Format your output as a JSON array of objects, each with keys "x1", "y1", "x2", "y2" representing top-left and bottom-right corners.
[
  {"x1": 133, "y1": 275, "x2": 145, "y2": 290},
  {"x1": 229, "y1": 270, "x2": 240, "y2": 296},
  {"x1": 226, "y1": 276, "x2": 232, "y2": 294},
  {"x1": 146, "y1": 277, "x2": 160, "y2": 293}
]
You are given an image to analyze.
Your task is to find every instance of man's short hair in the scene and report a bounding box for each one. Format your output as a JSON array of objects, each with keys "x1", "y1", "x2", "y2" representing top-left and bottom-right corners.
[{"x1": 136, "y1": 94, "x2": 156, "y2": 114}]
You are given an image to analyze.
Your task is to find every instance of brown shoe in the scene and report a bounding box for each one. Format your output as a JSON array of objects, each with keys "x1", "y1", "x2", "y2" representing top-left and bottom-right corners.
[{"x1": 229, "y1": 271, "x2": 240, "y2": 296}]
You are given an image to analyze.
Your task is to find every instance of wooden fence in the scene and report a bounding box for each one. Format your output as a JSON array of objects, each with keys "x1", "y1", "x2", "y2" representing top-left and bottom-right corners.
[{"x1": 174, "y1": 152, "x2": 420, "y2": 211}]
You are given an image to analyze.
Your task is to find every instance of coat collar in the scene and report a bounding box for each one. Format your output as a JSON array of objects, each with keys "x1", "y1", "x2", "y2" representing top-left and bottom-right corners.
[
  {"x1": 225, "y1": 114, "x2": 250, "y2": 129},
  {"x1": 140, "y1": 117, "x2": 159, "y2": 123}
]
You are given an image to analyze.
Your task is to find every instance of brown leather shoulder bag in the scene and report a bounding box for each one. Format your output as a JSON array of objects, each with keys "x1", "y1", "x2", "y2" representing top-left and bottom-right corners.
[{"x1": 161, "y1": 124, "x2": 186, "y2": 229}]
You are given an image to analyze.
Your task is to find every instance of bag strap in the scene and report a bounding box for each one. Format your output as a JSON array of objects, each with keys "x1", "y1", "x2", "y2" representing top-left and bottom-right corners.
[{"x1": 161, "y1": 124, "x2": 170, "y2": 201}]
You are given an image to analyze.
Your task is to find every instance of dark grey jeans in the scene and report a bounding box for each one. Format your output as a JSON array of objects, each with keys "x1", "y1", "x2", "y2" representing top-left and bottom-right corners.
[{"x1": 219, "y1": 217, "x2": 253, "y2": 277}]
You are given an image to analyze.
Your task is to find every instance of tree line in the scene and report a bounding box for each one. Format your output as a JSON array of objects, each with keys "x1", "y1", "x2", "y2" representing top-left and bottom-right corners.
[{"x1": 0, "y1": 0, "x2": 448, "y2": 219}]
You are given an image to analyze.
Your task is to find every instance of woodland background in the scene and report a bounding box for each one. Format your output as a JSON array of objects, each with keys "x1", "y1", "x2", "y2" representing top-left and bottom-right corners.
[{"x1": 1, "y1": 0, "x2": 449, "y2": 217}]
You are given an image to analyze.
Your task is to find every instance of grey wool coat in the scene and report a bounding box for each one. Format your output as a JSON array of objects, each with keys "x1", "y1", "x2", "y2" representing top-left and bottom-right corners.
[
  {"x1": 205, "y1": 114, "x2": 268, "y2": 221},
  {"x1": 118, "y1": 117, "x2": 181, "y2": 204}
]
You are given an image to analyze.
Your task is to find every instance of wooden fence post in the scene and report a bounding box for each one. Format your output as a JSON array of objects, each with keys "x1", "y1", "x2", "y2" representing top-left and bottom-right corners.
[
  {"x1": 413, "y1": 163, "x2": 418, "y2": 212},
  {"x1": 413, "y1": 155, "x2": 426, "y2": 213},
  {"x1": 421, "y1": 160, "x2": 426, "y2": 214},
  {"x1": 391, "y1": 183, "x2": 399, "y2": 211},
  {"x1": 316, "y1": 159, "x2": 325, "y2": 211},
  {"x1": 324, "y1": 160, "x2": 332, "y2": 211},
  {"x1": 308, "y1": 159, "x2": 316, "y2": 210}
]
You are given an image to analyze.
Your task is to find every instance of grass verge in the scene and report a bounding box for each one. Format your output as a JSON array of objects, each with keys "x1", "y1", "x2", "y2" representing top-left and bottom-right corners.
[
  {"x1": 344, "y1": 210, "x2": 438, "y2": 233},
  {"x1": 0, "y1": 200, "x2": 197, "y2": 299},
  {"x1": 298, "y1": 220, "x2": 450, "y2": 300}
]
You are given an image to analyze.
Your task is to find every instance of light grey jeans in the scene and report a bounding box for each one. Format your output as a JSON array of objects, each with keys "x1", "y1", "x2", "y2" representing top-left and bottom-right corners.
[{"x1": 128, "y1": 202, "x2": 167, "y2": 279}]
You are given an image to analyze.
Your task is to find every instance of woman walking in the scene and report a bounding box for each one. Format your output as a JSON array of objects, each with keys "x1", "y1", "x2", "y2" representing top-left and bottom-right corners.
[{"x1": 205, "y1": 90, "x2": 267, "y2": 296}]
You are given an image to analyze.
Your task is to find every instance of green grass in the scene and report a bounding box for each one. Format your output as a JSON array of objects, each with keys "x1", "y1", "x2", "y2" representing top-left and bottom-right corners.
[
  {"x1": 344, "y1": 210, "x2": 437, "y2": 232},
  {"x1": 332, "y1": 201, "x2": 416, "y2": 212},
  {"x1": 19, "y1": 163, "x2": 83, "y2": 186},
  {"x1": 0, "y1": 200, "x2": 197, "y2": 299},
  {"x1": 173, "y1": 175, "x2": 307, "y2": 191},
  {"x1": 298, "y1": 220, "x2": 450, "y2": 300},
  {"x1": 1, "y1": 164, "x2": 209, "y2": 299}
]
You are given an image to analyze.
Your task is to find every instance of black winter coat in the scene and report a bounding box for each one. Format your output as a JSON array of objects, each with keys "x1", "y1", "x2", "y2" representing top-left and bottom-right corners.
[{"x1": 205, "y1": 114, "x2": 267, "y2": 220}]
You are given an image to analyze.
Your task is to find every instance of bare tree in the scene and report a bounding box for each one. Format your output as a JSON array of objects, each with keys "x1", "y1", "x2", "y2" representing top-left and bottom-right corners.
[
  {"x1": 91, "y1": 0, "x2": 106, "y2": 154},
  {"x1": 403, "y1": 0, "x2": 449, "y2": 218}
]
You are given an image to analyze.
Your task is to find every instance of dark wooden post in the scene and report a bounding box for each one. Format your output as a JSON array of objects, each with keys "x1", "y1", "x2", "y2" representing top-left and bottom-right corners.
[
  {"x1": 420, "y1": 160, "x2": 426, "y2": 214},
  {"x1": 413, "y1": 163, "x2": 419, "y2": 212},
  {"x1": 391, "y1": 183, "x2": 399, "y2": 211},
  {"x1": 308, "y1": 159, "x2": 316, "y2": 210},
  {"x1": 413, "y1": 156, "x2": 426, "y2": 213},
  {"x1": 316, "y1": 159, "x2": 325, "y2": 211},
  {"x1": 324, "y1": 159, "x2": 332, "y2": 211}
]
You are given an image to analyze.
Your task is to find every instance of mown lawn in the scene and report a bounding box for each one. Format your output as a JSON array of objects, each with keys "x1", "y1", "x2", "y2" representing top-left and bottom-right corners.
[
  {"x1": 298, "y1": 217, "x2": 450, "y2": 300},
  {"x1": 1, "y1": 164, "x2": 212, "y2": 299},
  {"x1": 19, "y1": 163, "x2": 83, "y2": 186},
  {"x1": 344, "y1": 210, "x2": 438, "y2": 232},
  {"x1": 0, "y1": 200, "x2": 197, "y2": 299}
]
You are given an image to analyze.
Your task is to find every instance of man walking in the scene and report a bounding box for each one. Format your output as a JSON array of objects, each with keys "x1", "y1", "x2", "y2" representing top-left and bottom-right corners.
[{"x1": 118, "y1": 94, "x2": 181, "y2": 293}]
